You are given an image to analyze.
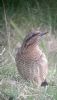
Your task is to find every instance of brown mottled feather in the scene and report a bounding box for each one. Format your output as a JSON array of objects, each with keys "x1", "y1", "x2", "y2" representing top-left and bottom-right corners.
[{"x1": 15, "y1": 31, "x2": 48, "y2": 86}]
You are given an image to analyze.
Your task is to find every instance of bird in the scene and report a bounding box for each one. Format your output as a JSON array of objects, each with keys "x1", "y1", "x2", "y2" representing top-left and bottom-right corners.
[{"x1": 15, "y1": 30, "x2": 48, "y2": 86}]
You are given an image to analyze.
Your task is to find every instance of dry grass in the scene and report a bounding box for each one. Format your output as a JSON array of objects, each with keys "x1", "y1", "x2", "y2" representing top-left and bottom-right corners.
[
  {"x1": 0, "y1": 32, "x2": 57, "y2": 100},
  {"x1": 0, "y1": 0, "x2": 57, "y2": 99}
]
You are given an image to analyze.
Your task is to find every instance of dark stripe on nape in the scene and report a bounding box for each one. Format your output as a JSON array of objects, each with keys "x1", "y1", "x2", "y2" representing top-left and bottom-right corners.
[
  {"x1": 24, "y1": 33, "x2": 38, "y2": 47},
  {"x1": 25, "y1": 33, "x2": 38, "y2": 43}
]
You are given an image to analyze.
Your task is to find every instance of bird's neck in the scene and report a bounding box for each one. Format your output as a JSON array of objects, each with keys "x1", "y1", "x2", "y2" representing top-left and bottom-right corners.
[{"x1": 21, "y1": 42, "x2": 42, "y2": 57}]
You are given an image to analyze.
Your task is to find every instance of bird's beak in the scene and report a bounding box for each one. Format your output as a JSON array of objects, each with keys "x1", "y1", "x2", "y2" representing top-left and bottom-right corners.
[{"x1": 38, "y1": 32, "x2": 48, "y2": 36}]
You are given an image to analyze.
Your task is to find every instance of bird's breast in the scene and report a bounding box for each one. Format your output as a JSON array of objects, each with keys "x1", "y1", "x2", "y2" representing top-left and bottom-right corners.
[{"x1": 23, "y1": 45, "x2": 43, "y2": 60}]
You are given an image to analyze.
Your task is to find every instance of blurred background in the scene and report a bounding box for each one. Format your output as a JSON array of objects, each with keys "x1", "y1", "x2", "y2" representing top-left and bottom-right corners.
[{"x1": 0, "y1": 0, "x2": 57, "y2": 100}]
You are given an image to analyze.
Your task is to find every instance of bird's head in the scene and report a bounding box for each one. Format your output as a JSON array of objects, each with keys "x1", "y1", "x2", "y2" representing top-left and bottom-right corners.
[{"x1": 22, "y1": 31, "x2": 48, "y2": 48}]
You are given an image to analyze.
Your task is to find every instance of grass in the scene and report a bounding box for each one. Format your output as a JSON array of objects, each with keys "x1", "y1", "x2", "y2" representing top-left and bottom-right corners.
[
  {"x1": 0, "y1": 0, "x2": 57, "y2": 100},
  {"x1": 0, "y1": 38, "x2": 57, "y2": 100}
]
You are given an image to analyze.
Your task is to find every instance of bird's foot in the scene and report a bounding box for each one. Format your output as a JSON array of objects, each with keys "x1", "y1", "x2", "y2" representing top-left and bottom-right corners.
[{"x1": 41, "y1": 80, "x2": 48, "y2": 87}]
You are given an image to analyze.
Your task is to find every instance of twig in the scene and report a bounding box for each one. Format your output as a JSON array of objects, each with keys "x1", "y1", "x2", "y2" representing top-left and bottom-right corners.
[
  {"x1": 2, "y1": 0, "x2": 15, "y2": 63},
  {"x1": 0, "y1": 48, "x2": 5, "y2": 56}
]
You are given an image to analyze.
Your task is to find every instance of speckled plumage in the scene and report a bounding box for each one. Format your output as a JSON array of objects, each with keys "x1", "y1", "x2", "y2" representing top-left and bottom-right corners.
[{"x1": 15, "y1": 31, "x2": 48, "y2": 86}]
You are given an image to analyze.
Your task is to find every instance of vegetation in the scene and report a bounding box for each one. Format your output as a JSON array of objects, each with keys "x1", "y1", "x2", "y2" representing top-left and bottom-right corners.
[{"x1": 0, "y1": 0, "x2": 57, "y2": 100}]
